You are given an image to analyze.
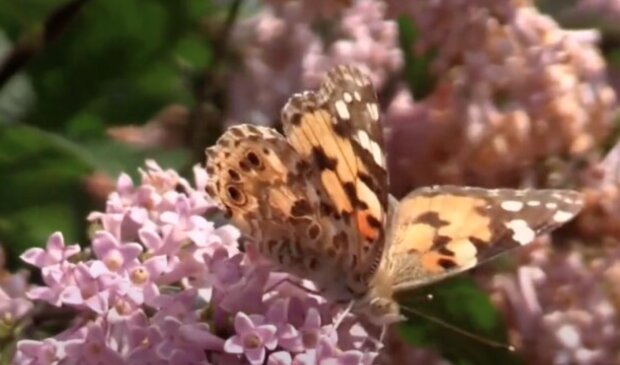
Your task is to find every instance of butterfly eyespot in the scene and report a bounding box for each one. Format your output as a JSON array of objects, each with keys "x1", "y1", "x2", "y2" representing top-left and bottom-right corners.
[
  {"x1": 307, "y1": 223, "x2": 321, "y2": 239},
  {"x1": 238, "y1": 160, "x2": 251, "y2": 172},
  {"x1": 245, "y1": 151, "x2": 262, "y2": 168},
  {"x1": 227, "y1": 169, "x2": 241, "y2": 181},
  {"x1": 205, "y1": 185, "x2": 217, "y2": 198},
  {"x1": 226, "y1": 186, "x2": 246, "y2": 205}
]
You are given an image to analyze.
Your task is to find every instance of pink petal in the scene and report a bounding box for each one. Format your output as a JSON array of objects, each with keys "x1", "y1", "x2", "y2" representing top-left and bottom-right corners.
[
  {"x1": 234, "y1": 312, "x2": 256, "y2": 334},
  {"x1": 268, "y1": 351, "x2": 293, "y2": 365},
  {"x1": 92, "y1": 231, "x2": 119, "y2": 258},
  {"x1": 255, "y1": 325, "x2": 277, "y2": 350},
  {"x1": 121, "y1": 243, "x2": 144, "y2": 261},
  {"x1": 144, "y1": 255, "x2": 167, "y2": 276},
  {"x1": 179, "y1": 323, "x2": 225, "y2": 351},
  {"x1": 60, "y1": 286, "x2": 83, "y2": 305},
  {"x1": 160, "y1": 211, "x2": 179, "y2": 225},
  {"x1": 46, "y1": 232, "x2": 66, "y2": 261},
  {"x1": 303, "y1": 307, "x2": 321, "y2": 330},
  {"x1": 20, "y1": 248, "x2": 46, "y2": 268},
  {"x1": 266, "y1": 298, "x2": 288, "y2": 323},
  {"x1": 139, "y1": 228, "x2": 163, "y2": 251},
  {"x1": 245, "y1": 347, "x2": 266, "y2": 365},
  {"x1": 338, "y1": 351, "x2": 364, "y2": 365},
  {"x1": 64, "y1": 244, "x2": 81, "y2": 259},
  {"x1": 116, "y1": 173, "x2": 134, "y2": 194},
  {"x1": 26, "y1": 287, "x2": 59, "y2": 305},
  {"x1": 84, "y1": 290, "x2": 110, "y2": 314},
  {"x1": 223, "y1": 336, "x2": 244, "y2": 354},
  {"x1": 89, "y1": 260, "x2": 109, "y2": 277}
]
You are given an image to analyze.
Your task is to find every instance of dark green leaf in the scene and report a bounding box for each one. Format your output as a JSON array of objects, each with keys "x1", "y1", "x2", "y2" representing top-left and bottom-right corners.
[
  {"x1": 397, "y1": 16, "x2": 437, "y2": 99},
  {"x1": 396, "y1": 276, "x2": 523, "y2": 365}
]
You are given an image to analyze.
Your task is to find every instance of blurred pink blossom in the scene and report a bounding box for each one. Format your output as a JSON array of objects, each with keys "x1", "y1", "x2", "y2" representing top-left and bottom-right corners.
[{"x1": 228, "y1": 0, "x2": 402, "y2": 126}]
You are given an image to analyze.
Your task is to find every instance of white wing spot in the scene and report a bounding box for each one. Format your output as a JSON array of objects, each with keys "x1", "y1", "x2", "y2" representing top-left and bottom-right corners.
[
  {"x1": 501, "y1": 200, "x2": 524, "y2": 212},
  {"x1": 553, "y1": 210, "x2": 574, "y2": 223},
  {"x1": 505, "y1": 219, "x2": 536, "y2": 246},
  {"x1": 335, "y1": 100, "x2": 350, "y2": 120},
  {"x1": 546, "y1": 202, "x2": 557, "y2": 209},
  {"x1": 354, "y1": 91, "x2": 362, "y2": 101},
  {"x1": 366, "y1": 103, "x2": 379, "y2": 121},
  {"x1": 355, "y1": 130, "x2": 384, "y2": 166},
  {"x1": 343, "y1": 92, "x2": 353, "y2": 103},
  {"x1": 527, "y1": 200, "x2": 541, "y2": 207}
]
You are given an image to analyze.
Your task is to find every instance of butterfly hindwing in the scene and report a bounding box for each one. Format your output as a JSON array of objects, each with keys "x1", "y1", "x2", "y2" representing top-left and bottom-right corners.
[
  {"x1": 281, "y1": 65, "x2": 388, "y2": 294},
  {"x1": 386, "y1": 185, "x2": 584, "y2": 291},
  {"x1": 205, "y1": 124, "x2": 330, "y2": 278}
]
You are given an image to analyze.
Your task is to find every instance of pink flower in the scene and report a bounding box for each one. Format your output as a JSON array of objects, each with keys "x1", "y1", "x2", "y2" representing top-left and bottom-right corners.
[
  {"x1": 15, "y1": 338, "x2": 63, "y2": 365},
  {"x1": 0, "y1": 288, "x2": 32, "y2": 327},
  {"x1": 14, "y1": 162, "x2": 381, "y2": 364},
  {"x1": 224, "y1": 312, "x2": 278, "y2": 365},
  {"x1": 20, "y1": 232, "x2": 80, "y2": 269},
  {"x1": 92, "y1": 231, "x2": 142, "y2": 273},
  {"x1": 63, "y1": 323, "x2": 125, "y2": 365}
]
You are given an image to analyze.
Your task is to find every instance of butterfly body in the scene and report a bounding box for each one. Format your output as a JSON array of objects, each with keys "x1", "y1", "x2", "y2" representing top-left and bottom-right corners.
[{"x1": 205, "y1": 65, "x2": 584, "y2": 326}]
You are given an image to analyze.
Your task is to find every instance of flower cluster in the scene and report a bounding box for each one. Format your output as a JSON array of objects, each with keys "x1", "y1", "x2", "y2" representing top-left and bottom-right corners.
[
  {"x1": 0, "y1": 246, "x2": 32, "y2": 341},
  {"x1": 225, "y1": 0, "x2": 617, "y2": 195},
  {"x1": 482, "y1": 242, "x2": 620, "y2": 365},
  {"x1": 11, "y1": 161, "x2": 379, "y2": 365},
  {"x1": 227, "y1": 0, "x2": 401, "y2": 126},
  {"x1": 384, "y1": 0, "x2": 617, "y2": 194}
]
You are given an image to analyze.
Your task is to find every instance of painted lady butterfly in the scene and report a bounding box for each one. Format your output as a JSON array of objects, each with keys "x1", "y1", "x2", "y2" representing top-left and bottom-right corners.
[{"x1": 205, "y1": 65, "x2": 583, "y2": 326}]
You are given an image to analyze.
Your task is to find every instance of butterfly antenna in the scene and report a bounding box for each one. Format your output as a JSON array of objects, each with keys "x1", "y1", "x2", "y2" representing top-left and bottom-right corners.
[{"x1": 399, "y1": 304, "x2": 516, "y2": 352}]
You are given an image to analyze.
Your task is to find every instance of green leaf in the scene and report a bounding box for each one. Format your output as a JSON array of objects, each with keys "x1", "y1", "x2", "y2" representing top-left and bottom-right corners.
[
  {"x1": 397, "y1": 16, "x2": 437, "y2": 99},
  {"x1": 395, "y1": 276, "x2": 523, "y2": 365},
  {"x1": 0, "y1": 124, "x2": 189, "y2": 268}
]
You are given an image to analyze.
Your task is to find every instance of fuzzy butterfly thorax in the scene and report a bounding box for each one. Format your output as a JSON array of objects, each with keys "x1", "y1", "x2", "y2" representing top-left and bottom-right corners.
[{"x1": 205, "y1": 65, "x2": 584, "y2": 327}]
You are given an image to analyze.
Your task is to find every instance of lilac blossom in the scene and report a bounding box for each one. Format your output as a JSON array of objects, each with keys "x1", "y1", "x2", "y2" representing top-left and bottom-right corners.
[{"x1": 11, "y1": 161, "x2": 380, "y2": 364}]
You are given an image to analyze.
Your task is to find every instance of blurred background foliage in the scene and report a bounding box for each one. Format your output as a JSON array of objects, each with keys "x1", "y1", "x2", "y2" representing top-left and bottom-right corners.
[
  {"x1": 0, "y1": 0, "x2": 217, "y2": 262},
  {"x1": 2, "y1": 1, "x2": 620, "y2": 364}
]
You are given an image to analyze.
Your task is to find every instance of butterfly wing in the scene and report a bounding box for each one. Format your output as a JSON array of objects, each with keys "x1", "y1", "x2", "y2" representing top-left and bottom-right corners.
[
  {"x1": 206, "y1": 124, "x2": 329, "y2": 278},
  {"x1": 385, "y1": 185, "x2": 584, "y2": 292},
  {"x1": 281, "y1": 65, "x2": 389, "y2": 295}
]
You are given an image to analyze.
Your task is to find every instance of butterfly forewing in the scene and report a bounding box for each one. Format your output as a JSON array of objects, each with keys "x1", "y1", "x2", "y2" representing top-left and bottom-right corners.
[
  {"x1": 281, "y1": 65, "x2": 388, "y2": 294},
  {"x1": 386, "y1": 186, "x2": 584, "y2": 292}
]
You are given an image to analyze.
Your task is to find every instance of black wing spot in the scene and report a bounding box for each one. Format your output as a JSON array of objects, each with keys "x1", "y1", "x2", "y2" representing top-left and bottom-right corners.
[
  {"x1": 343, "y1": 182, "x2": 358, "y2": 206},
  {"x1": 290, "y1": 113, "x2": 302, "y2": 125},
  {"x1": 366, "y1": 215, "x2": 382, "y2": 229},
  {"x1": 291, "y1": 199, "x2": 313, "y2": 217},
  {"x1": 468, "y1": 236, "x2": 489, "y2": 251},
  {"x1": 437, "y1": 258, "x2": 457, "y2": 270},
  {"x1": 414, "y1": 212, "x2": 450, "y2": 228},
  {"x1": 437, "y1": 246, "x2": 455, "y2": 256},
  {"x1": 432, "y1": 235, "x2": 452, "y2": 249},
  {"x1": 312, "y1": 147, "x2": 338, "y2": 170}
]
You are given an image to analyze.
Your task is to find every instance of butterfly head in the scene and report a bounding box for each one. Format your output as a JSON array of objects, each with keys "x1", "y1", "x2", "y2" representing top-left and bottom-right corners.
[
  {"x1": 354, "y1": 269, "x2": 405, "y2": 325},
  {"x1": 358, "y1": 296, "x2": 404, "y2": 326}
]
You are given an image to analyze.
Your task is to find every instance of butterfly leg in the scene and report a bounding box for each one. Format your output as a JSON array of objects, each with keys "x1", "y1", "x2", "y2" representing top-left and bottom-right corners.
[
  {"x1": 332, "y1": 300, "x2": 355, "y2": 330},
  {"x1": 379, "y1": 325, "x2": 388, "y2": 343},
  {"x1": 264, "y1": 276, "x2": 322, "y2": 296}
]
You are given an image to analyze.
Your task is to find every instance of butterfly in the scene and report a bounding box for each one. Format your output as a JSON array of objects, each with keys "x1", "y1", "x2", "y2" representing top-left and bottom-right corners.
[{"x1": 205, "y1": 65, "x2": 584, "y2": 326}]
